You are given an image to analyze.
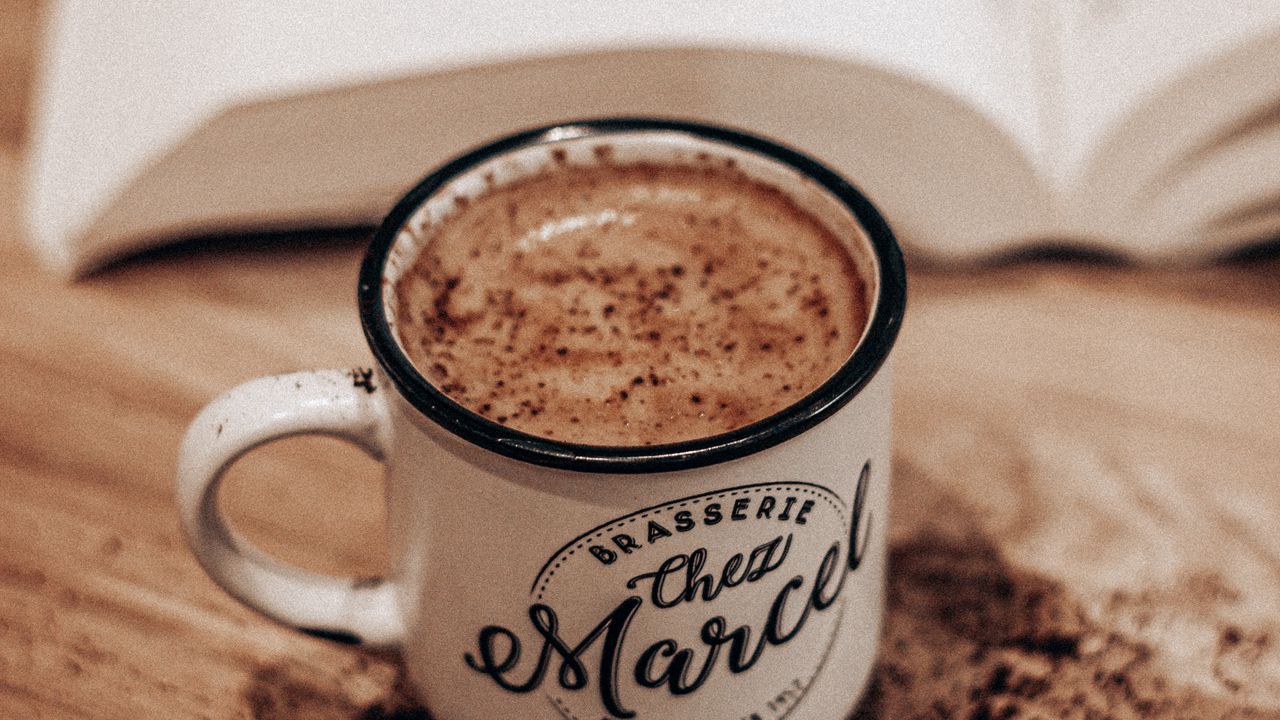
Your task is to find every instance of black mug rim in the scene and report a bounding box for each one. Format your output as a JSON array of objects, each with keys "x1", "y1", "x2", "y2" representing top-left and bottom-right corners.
[{"x1": 358, "y1": 118, "x2": 906, "y2": 474}]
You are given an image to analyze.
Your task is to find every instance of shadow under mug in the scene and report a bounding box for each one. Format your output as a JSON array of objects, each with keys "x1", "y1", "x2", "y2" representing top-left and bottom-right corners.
[{"x1": 176, "y1": 118, "x2": 906, "y2": 720}]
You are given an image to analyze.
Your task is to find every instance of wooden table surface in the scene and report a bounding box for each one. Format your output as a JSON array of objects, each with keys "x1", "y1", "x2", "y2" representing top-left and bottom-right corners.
[{"x1": 3, "y1": 5, "x2": 1279, "y2": 718}]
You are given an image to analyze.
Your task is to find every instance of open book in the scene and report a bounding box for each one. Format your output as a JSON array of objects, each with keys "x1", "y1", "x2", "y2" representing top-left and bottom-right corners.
[{"x1": 25, "y1": 0, "x2": 1280, "y2": 278}]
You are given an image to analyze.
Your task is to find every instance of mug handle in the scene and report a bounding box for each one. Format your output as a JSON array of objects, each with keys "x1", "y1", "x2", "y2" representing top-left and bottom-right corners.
[{"x1": 176, "y1": 369, "x2": 404, "y2": 646}]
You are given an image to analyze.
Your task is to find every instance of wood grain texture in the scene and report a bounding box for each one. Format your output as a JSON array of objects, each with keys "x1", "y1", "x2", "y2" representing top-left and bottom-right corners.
[
  {"x1": 2, "y1": 3, "x2": 1279, "y2": 717},
  {"x1": 0, "y1": 0, "x2": 42, "y2": 145}
]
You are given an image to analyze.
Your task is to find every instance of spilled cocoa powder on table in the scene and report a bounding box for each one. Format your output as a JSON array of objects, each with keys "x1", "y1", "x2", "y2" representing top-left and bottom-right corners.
[
  {"x1": 857, "y1": 535, "x2": 1278, "y2": 719},
  {"x1": 852, "y1": 462, "x2": 1280, "y2": 720}
]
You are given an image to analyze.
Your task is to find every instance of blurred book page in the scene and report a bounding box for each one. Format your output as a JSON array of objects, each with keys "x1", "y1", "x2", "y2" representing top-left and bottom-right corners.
[
  {"x1": 1056, "y1": 0, "x2": 1280, "y2": 190},
  {"x1": 26, "y1": 0, "x2": 1040, "y2": 276},
  {"x1": 58, "y1": 48, "x2": 1054, "y2": 276}
]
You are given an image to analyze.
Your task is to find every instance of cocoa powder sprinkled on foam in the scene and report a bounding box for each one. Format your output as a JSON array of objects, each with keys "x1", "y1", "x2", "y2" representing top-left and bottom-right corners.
[{"x1": 394, "y1": 162, "x2": 867, "y2": 446}]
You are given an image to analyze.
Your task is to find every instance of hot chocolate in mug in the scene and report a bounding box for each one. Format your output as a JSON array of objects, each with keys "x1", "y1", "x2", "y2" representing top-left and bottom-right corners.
[{"x1": 176, "y1": 118, "x2": 906, "y2": 719}]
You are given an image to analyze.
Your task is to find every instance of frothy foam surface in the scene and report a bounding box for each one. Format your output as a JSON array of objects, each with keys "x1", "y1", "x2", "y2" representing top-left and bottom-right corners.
[{"x1": 394, "y1": 160, "x2": 867, "y2": 446}]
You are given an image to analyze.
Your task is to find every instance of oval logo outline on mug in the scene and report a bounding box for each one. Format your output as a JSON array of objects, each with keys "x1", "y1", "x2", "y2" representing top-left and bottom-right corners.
[{"x1": 464, "y1": 462, "x2": 874, "y2": 719}]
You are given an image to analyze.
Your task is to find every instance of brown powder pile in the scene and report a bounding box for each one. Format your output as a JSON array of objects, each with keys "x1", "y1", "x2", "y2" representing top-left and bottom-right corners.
[{"x1": 852, "y1": 530, "x2": 1279, "y2": 719}]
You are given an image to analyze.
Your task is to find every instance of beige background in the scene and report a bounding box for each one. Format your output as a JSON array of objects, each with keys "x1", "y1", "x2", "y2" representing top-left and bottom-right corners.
[{"x1": 2, "y1": 2, "x2": 1279, "y2": 717}]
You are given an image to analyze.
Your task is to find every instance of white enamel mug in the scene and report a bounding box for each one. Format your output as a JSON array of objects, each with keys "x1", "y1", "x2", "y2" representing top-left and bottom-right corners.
[{"x1": 176, "y1": 118, "x2": 906, "y2": 720}]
